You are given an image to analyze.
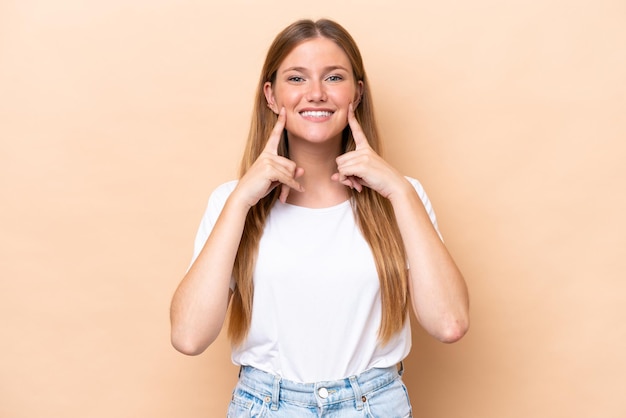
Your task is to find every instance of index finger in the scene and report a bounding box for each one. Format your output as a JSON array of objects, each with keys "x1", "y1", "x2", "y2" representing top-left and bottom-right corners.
[
  {"x1": 264, "y1": 107, "x2": 286, "y2": 155},
  {"x1": 347, "y1": 103, "x2": 369, "y2": 149}
]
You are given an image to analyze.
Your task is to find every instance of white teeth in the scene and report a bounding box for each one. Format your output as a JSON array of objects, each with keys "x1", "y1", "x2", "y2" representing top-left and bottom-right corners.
[{"x1": 300, "y1": 110, "x2": 333, "y2": 118}]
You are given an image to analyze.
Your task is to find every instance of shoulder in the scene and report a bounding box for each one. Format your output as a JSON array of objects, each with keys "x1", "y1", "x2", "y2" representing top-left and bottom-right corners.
[
  {"x1": 404, "y1": 176, "x2": 424, "y2": 190},
  {"x1": 206, "y1": 180, "x2": 238, "y2": 207},
  {"x1": 403, "y1": 176, "x2": 441, "y2": 234},
  {"x1": 404, "y1": 176, "x2": 428, "y2": 197},
  {"x1": 197, "y1": 180, "x2": 239, "y2": 225},
  {"x1": 211, "y1": 179, "x2": 239, "y2": 198},
  {"x1": 403, "y1": 175, "x2": 433, "y2": 204},
  {"x1": 193, "y1": 179, "x2": 238, "y2": 241}
]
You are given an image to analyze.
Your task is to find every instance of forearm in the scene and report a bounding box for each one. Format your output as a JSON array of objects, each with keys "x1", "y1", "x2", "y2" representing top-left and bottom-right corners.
[
  {"x1": 170, "y1": 194, "x2": 250, "y2": 354},
  {"x1": 390, "y1": 180, "x2": 469, "y2": 343}
]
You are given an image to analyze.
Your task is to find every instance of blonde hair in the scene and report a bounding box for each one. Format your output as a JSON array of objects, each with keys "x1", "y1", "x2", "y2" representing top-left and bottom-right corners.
[{"x1": 229, "y1": 19, "x2": 408, "y2": 346}]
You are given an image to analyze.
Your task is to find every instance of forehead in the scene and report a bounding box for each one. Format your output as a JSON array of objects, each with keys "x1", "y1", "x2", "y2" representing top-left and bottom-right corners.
[{"x1": 278, "y1": 37, "x2": 353, "y2": 71}]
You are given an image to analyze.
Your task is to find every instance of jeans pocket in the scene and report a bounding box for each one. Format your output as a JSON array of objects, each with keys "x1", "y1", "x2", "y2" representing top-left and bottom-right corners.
[
  {"x1": 227, "y1": 388, "x2": 268, "y2": 418},
  {"x1": 363, "y1": 377, "x2": 413, "y2": 418}
]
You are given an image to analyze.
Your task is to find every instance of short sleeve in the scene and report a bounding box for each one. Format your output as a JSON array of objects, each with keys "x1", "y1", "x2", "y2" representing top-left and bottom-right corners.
[
  {"x1": 405, "y1": 176, "x2": 443, "y2": 241},
  {"x1": 189, "y1": 180, "x2": 239, "y2": 290}
]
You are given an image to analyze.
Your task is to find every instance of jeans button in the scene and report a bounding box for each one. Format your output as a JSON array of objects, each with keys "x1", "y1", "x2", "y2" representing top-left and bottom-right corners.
[{"x1": 318, "y1": 387, "x2": 329, "y2": 399}]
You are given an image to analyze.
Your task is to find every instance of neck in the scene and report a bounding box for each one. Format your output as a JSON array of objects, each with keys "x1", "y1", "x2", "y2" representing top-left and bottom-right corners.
[
  {"x1": 284, "y1": 134, "x2": 350, "y2": 207},
  {"x1": 287, "y1": 133, "x2": 341, "y2": 176}
]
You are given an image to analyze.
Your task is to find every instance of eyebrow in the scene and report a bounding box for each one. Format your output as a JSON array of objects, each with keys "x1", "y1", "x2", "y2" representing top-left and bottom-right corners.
[{"x1": 281, "y1": 65, "x2": 350, "y2": 74}]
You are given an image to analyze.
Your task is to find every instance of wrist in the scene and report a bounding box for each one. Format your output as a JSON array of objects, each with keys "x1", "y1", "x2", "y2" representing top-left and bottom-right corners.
[
  {"x1": 386, "y1": 177, "x2": 414, "y2": 204},
  {"x1": 226, "y1": 189, "x2": 256, "y2": 214}
]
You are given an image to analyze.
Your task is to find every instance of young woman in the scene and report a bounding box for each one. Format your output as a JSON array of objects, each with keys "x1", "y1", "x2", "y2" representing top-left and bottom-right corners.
[{"x1": 170, "y1": 18, "x2": 469, "y2": 417}]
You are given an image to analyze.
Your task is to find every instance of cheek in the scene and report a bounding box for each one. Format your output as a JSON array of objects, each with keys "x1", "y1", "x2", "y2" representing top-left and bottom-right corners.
[
  {"x1": 273, "y1": 88, "x2": 300, "y2": 106},
  {"x1": 332, "y1": 87, "x2": 357, "y2": 105}
]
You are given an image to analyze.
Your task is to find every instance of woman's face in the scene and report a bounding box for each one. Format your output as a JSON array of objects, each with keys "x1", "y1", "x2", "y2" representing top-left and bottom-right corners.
[{"x1": 264, "y1": 37, "x2": 363, "y2": 146}]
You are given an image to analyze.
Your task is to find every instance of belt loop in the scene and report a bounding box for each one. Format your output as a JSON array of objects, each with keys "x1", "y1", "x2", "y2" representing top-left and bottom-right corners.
[
  {"x1": 398, "y1": 361, "x2": 405, "y2": 376},
  {"x1": 349, "y1": 376, "x2": 364, "y2": 411},
  {"x1": 271, "y1": 375, "x2": 281, "y2": 411}
]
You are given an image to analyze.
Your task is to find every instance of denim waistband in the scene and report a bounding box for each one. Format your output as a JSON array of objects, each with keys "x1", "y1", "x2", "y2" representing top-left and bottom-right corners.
[{"x1": 237, "y1": 362, "x2": 404, "y2": 411}]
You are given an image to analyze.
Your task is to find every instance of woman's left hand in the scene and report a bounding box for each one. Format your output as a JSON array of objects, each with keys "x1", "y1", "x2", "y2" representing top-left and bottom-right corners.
[{"x1": 332, "y1": 103, "x2": 408, "y2": 200}]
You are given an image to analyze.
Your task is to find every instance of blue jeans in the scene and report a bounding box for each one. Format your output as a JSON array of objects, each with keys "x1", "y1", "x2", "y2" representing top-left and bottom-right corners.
[{"x1": 227, "y1": 363, "x2": 412, "y2": 417}]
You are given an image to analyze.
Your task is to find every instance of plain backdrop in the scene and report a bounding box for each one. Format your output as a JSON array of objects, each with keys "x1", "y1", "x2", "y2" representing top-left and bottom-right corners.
[{"x1": 1, "y1": 1, "x2": 625, "y2": 417}]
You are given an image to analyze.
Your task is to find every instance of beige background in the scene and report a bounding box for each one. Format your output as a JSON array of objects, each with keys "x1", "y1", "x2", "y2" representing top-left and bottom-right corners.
[{"x1": 1, "y1": 0, "x2": 625, "y2": 417}]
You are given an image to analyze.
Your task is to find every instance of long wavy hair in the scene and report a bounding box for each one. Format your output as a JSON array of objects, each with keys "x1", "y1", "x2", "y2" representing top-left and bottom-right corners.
[{"x1": 229, "y1": 19, "x2": 408, "y2": 346}]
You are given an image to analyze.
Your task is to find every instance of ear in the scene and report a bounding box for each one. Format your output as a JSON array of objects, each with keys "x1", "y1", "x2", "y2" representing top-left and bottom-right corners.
[
  {"x1": 264, "y1": 82, "x2": 279, "y2": 114},
  {"x1": 353, "y1": 80, "x2": 364, "y2": 108}
]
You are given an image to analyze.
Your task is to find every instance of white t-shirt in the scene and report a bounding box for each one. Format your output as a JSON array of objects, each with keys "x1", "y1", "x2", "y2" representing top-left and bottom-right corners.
[{"x1": 191, "y1": 177, "x2": 440, "y2": 383}]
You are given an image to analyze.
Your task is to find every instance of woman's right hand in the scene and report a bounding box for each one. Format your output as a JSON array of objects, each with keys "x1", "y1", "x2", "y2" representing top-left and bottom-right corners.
[{"x1": 233, "y1": 108, "x2": 304, "y2": 207}]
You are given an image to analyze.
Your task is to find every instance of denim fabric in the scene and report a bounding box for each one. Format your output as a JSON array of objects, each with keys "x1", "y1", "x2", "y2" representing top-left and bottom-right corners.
[{"x1": 226, "y1": 363, "x2": 412, "y2": 417}]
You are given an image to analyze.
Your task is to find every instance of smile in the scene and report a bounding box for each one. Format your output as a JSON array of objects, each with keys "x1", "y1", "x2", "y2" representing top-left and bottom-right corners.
[{"x1": 299, "y1": 110, "x2": 334, "y2": 118}]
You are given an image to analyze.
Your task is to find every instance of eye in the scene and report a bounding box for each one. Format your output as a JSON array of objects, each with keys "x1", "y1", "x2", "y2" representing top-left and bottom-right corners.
[
  {"x1": 288, "y1": 76, "x2": 305, "y2": 83},
  {"x1": 326, "y1": 75, "x2": 343, "y2": 82}
]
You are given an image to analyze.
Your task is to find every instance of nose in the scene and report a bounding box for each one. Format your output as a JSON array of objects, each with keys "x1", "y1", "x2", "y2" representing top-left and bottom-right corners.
[{"x1": 306, "y1": 80, "x2": 326, "y2": 102}]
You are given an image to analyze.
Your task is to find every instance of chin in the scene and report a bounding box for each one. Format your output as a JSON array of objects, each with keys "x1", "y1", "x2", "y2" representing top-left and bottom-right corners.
[
  {"x1": 296, "y1": 133, "x2": 340, "y2": 144},
  {"x1": 287, "y1": 126, "x2": 345, "y2": 144}
]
